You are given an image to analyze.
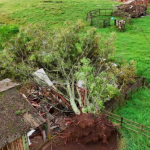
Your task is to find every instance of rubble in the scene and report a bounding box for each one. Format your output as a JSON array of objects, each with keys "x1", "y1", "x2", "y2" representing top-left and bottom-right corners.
[
  {"x1": 114, "y1": 0, "x2": 148, "y2": 18},
  {"x1": 27, "y1": 130, "x2": 36, "y2": 147},
  {"x1": 18, "y1": 69, "x2": 119, "y2": 149},
  {"x1": 0, "y1": 79, "x2": 45, "y2": 150},
  {"x1": 21, "y1": 81, "x2": 119, "y2": 150},
  {"x1": 118, "y1": 0, "x2": 149, "y2": 6},
  {"x1": 0, "y1": 78, "x2": 20, "y2": 92},
  {"x1": 33, "y1": 68, "x2": 56, "y2": 89},
  {"x1": 114, "y1": 19, "x2": 126, "y2": 30}
]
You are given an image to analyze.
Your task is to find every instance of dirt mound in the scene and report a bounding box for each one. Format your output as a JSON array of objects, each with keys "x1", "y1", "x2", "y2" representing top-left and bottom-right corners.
[{"x1": 46, "y1": 114, "x2": 119, "y2": 150}]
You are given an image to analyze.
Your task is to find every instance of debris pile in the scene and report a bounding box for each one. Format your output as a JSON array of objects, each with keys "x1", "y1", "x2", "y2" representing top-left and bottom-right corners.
[
  {"x1": 22, "y1": 83, "x2": 72, "y2": 139},
  {"x1": 19, "y1": 69, "x2": 119, "y2": 149},
  {"x1": 0, "y1": 78, "x2": 45, "y2": 150},
  {"x1": 114, "y1": 19, "x2": 126, "y2": 30},
  {"x1": 114, "y1": 0, "x2": 148, "y2": 18},
  {"x1": 24, "y1": 83, "x2": 119, "y2": 150},
  {"x1": 117, "y1": 0, "x2": 149, "y2": 5},
  {"x1": 21, "y1": 83, "x2": 73, "y2": 149}
]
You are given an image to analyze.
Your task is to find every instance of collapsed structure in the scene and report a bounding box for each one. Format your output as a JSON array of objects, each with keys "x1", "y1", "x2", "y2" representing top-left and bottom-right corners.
[{"x1": 0, "y1": 79, "x2": 45, "y2": 150}]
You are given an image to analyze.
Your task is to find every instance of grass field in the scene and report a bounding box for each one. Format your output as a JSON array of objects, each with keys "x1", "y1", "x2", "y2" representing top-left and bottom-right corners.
[
  {"x1": 1, "y1": 0, "x2": 149, "y2": 79},
  {"x1": 0, "y1": 0, "x2": 118, "y2": 28},
  {"x1": 0, "y1": 0, "x2": 150, "y2": 149},
  {"x1": 115, "y1": 88, "x2": 150, "y2": 150}
]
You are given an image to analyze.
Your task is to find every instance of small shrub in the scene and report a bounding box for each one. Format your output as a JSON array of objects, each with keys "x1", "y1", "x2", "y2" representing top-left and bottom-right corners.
[{"x1": 15, "y1": 110, "x2": 20, "y2": 115}]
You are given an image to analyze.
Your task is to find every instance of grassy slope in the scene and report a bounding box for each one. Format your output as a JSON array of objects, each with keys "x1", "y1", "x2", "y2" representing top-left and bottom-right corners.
[
  {"x1": 0, "y1": 0, "x2": 117, "y2": 28},
  {"x1": 115, "y1": 88, "x2": 150, "y2": 150},
  {"x1": 97, "y1": 11, "x2": 150, "y2": 80},
  {"x1": 1, "y1": 0, "x2": 149, "y2": 79},
  {"x1": 0, "y1": 0, "x2": 150, "y2": 149}
]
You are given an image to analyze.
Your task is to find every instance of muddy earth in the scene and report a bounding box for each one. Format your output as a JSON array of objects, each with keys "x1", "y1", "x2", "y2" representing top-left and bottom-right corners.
[{"x1": 46, "y1": 113, "x2": 119, "y2": 150}]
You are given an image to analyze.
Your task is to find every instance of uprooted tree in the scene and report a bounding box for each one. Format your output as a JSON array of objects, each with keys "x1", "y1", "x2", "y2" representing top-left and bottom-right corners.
[{"x1": 0, "y1": 20, "x2": 136, "y2": 115}]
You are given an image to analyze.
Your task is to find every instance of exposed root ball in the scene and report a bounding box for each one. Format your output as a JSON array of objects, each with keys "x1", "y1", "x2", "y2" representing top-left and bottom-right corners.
[{"x1": 63, "y1": 113, "x2": 116, "y2": 144}]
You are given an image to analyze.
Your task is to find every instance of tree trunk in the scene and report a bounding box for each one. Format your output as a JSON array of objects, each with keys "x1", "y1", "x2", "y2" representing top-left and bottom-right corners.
[{"x1": 67, "y1": 81, "x2": 81, "y2": 115}]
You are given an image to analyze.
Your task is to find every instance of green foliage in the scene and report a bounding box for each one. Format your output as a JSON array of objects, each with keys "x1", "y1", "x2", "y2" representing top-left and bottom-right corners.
[
  {"x1": 0, "y1": 0, "x2": 149, "y2": 148},
  {"x1": 15, "y1": 110, "x2": 20, "y2": 115},
  {"x1": 0, "y1": 24, "x2": 19, "y2": 50},
  {"x1": 0, "y1": 24, "x2": 46, "y2": 80},
  {"x1": 0, "y1": 21, "x2": 136, "y2": 114},
  {"x1": 75, "y1": 57, "x2": 119, "y2": 113}
]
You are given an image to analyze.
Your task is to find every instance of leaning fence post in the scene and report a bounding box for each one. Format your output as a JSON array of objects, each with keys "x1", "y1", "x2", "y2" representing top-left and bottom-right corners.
[
  {"x1": 86, "y1": 13, "x2": 88, "y2": 21},
  {"x1": 114, "y1": 19, "x2": 116, "y2": 26},
  {"x1": 142, "y1": 77, "x2": 146, "y2": 88},
  {"x1": 109, "y1": 18, "x2": 110, "y2": 26},
  {"x1": 103, "y1": 20, "x2": 105, "y2": 28},
  {"x1": 140, "y1": 125, "x2": 143, "y2": 133},
  {"x1": 90, "y1": 17, "x2": 92, "y2": 26},
  {"x1": 121, "y1": 117, "x2": 123, "y2": 128}
]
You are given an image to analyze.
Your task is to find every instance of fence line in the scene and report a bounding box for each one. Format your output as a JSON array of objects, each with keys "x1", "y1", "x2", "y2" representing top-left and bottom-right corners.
[
  {"x1": 104, "y1": 110, "x2": 150, "y2": 138},
  {"x1": 125, "y1": 77, "x2": 145, "y2": 100},
  {"x1": 103, "y1": 77, "x2": 149, "y2": 138},
  {"x1": 107, "y1": 77, "x2": 146, "y2": 112},
  {"x1": 86, "y1": 9, "x2": 113, "y2": 28}
]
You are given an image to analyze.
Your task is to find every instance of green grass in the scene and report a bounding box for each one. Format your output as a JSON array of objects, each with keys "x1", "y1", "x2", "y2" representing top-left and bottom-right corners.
[
  {"x1": 0, "y1": 0, "x2": 149, "y2": 80},
  {"x1": 96, "y1": 13, "x2": 150, "y2": 81},
  {"x1": 0, "y1": 0, "x2": 119, "y2": 28},
  {"x1": 115, "y1": 88, "x2": 150, "y2": 150},
  {"x1": 0, "y1": 0, "x2": 150, "y2": 149},
  {"x1": 0, "y1": 24, "x2": 19, "y2": 50}
]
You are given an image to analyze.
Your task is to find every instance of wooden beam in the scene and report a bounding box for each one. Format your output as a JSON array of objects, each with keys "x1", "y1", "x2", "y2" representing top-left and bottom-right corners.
[{"x1": 18, "y1": 137, "x2": 24, "y2": 150}]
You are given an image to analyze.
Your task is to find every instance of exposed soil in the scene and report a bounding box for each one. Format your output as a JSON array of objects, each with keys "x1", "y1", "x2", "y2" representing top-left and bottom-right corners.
[{"x1": 45, "y1": 114, "x2": 119, "y2": 150}]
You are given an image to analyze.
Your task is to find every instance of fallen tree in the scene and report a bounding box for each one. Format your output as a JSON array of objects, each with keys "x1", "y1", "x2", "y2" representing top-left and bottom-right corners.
[{"x1": 0, "y1": 20, "x2": 136, "y2": 115}]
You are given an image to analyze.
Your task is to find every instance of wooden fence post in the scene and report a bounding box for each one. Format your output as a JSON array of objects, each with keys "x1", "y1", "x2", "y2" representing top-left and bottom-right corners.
[
  {"x1": 86, "y1": 13, "x2": 88, "y2": 21},
  {"x1": 103, "y1": 20, "x2": 105, "y2": 28},
  {"x1": 142, "y1": 77, "x2": 146, "y2": 88},
  {"x1": 114, "y1": 19, "x2": 116, "y2": 26},
  {"x1": 121, "y1": 117, "x2": 123, "y2": 128},
  {"x1": 140, "y1": 125, "x2": 143, "y2": 133},
  {"x1": 111, "y1": 9, "x2": 113, "y2": 16}
]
